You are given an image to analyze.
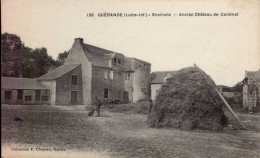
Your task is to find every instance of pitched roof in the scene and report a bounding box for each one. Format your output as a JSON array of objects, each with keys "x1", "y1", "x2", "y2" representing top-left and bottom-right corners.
[
  {"x1": 81, "y1": 43, "x2": 134, "y2": 71},
  {"x1": 37, "y1": 64, "x2": 80, "y2": 80},
  {"x1": 1, "y1": 77, "x2": 48, "y2": 90},
  {"x1": 150, "y1": 71, "x2": 176, "y2": 84},
  {"x1": 82, "y1": 44, "x2": 114, "y2": 68}
]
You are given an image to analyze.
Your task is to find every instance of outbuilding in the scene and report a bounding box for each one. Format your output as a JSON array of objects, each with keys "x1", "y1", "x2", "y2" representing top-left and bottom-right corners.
[
  {"x1": 1, "y1": 77, "x2": 50, "y2": 105},
  {"x1": 150, "y1": 71, "x2": 176, "y2": 101}
]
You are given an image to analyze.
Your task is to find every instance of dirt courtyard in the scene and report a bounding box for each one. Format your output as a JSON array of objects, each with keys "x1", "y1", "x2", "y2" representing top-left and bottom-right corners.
[{"x1": 1, "y1": 104, "x2": 260, "y2": 158}]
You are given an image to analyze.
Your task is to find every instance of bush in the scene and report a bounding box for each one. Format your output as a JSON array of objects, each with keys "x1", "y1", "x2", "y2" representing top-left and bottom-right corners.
[{"x1": 134, "y1": 101, "x2": 150, "y2": 114}]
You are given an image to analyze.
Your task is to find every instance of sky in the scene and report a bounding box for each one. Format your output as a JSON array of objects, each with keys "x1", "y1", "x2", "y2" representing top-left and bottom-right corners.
[{"x1": 2, "y1": 0, "x2": 260, "y2": 86}]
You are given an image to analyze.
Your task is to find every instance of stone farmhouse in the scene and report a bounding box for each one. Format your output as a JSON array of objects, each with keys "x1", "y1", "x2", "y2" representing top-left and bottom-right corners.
[
  {"x1": 242, "y1": 69, "x2": 260, "y2": 111},
  {"x1": 150, "y1": 71, "x2": 176, "y2": 101},
  {"x1": 36, "y1": 38, "x2": 151, "y2": 105},
  {"x1": 1, "y1": 77, "x2": 50, "y2": 105}
]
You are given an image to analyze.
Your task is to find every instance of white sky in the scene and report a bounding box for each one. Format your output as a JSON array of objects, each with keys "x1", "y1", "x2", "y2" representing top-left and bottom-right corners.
[{"x1": 2, "y1": 0, "x2": 260, "y2": 86}]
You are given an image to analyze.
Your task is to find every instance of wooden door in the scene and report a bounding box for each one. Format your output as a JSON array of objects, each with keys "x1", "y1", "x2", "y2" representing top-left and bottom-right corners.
[
  {"x1": 71, "y1": 91, "x2": 78, "y2": 105},
  {"x1": 122, "y1": 91, "x2": 129, "y2": 103}
]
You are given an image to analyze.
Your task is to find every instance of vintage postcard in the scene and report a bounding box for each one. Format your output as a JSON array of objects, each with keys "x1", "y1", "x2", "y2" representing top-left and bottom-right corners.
[{"x1": 1, "y1": 0, "x2": 260, "y2": 158}]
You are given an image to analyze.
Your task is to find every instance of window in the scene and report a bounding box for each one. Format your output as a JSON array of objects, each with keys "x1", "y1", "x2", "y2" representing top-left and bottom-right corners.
[
  {"x1": 139, "y1": 63, "x2": 147, "y2": 69},
  {"x1": 125, "y1": 72, "x2": 131, "y2": 81},
  {"x1": 110, "y1": 71, "x2": 114, "y2": 80},
  {"x1": 104, "y1": 70, "x2": 108, "y2": 79},
  {"x1": 35, "y1": 90, "x2": 41, "y2": 101},
  {"x1": 4, "y1": 91, "x2": 12, "y2": 100},
  {"x1": 104, "y1": 70, "x2": 113, "y2": 80},
  {"x1": 71, "y1": 75, "x2": 78, "y2": 85},
  {"x1": 114, "y1": 58, "x2": 122, "y2": 65},
  {"x1": 17, "y1": 90, "x2": 23, "y2": 100},
  {"x1": 25, "y1": 96, "x2": 32, "y2": 101},
  {"x1": 164, "y1": 73, "x2": 172, "y2": 82},
  {"x1": 104, "y1": 89, "x2": 109, "y2": 99},
  {"x1": 142, "y1": 88, "x2": 147, "y2": 94},
  {"x1": 42, "y1": 96, "x2": 48, "y2": 101}
]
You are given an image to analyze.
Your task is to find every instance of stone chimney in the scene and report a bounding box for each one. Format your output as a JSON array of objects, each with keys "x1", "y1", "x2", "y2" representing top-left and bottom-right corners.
[{"x1": 74, "y1": 38, "x2": 83, "y2": 45}]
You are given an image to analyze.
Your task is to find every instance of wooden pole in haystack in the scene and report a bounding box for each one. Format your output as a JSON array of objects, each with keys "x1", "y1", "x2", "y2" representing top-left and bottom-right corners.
[{"x1": 194, "y1": 64, "x2": 245, "y2": 130}]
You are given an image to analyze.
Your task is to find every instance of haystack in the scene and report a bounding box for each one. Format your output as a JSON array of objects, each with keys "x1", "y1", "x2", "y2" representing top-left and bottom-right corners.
[{"x1": 148, "y1": 67, "x2": 228, "y2": 131}]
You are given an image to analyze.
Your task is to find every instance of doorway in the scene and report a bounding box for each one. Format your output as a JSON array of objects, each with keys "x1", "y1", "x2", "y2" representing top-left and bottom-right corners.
[
  {"x1": 122, "y1": 91, "x2": 129, "y2": 103},
  {"x1": 104, "y1": 89, "x2": 108, "y2": 99},
  {"x1": 71, "y1": 91, "x2": 78, "y2": 105}
]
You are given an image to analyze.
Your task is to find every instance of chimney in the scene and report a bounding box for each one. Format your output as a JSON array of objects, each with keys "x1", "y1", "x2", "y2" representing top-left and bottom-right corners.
[{"x1": 74, "y1": 38, "x2": 83, "y2": 45}]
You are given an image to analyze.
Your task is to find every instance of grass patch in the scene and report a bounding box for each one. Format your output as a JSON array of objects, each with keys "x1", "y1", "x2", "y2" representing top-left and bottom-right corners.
[
  {"x1": 2, "y1": 105, "x2": 260, "y2": 158},
  {"x1": 105, "y1": 100, "x2": 151, "y2": 114}
]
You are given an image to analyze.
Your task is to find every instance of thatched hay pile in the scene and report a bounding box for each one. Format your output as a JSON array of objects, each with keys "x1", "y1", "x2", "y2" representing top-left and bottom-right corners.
[{"x1": 148, "y1": 67, "x2": 228, "y2": 131}]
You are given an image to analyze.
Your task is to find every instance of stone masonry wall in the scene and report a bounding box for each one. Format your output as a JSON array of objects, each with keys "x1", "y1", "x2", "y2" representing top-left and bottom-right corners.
[
  {"x1": 92, "y1": 66, "x2": 125, "y2": 103},
  {"x1": 64, "y1": 39, "x2": 92, "y2": 105},
  {"x1": 56, "y1": 65, "x2": 83, "y2": 105},
  {"x1": 132, "y1": 59, "x2": 151, "y2": 103},
  {"x1": 151, "y1": 84, "x2": 162, "y2": 101},
  {"x1": 39, "y1": 80, "x2": 56, "y2": 105}
]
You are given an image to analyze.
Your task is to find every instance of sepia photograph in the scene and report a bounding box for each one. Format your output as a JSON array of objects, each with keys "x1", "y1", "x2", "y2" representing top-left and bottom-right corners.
[{"x1": 1, "y1": 0, "x2": 260, "y2": 157}]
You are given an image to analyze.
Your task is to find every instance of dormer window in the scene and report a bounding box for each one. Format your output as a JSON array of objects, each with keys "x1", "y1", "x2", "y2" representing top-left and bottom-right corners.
[
  {"x1": 139, "y1": 63, "x2": 146, "y2": 68},
  {"x1": 164, "y1": 73, "x2": 172, "y2": 82},
  {"x1": 114, "y1": 58, "x2": 122, "y2": 65}
]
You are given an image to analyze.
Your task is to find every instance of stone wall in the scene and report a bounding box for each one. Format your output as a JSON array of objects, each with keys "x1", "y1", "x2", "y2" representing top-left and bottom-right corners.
[
  {"x1": 243, "y1": 71, "x2": 260, "y2": 110},
  {"x1": 247, "y1": 77, "x2": 260, "y2": 109},
  {"x1": 1, "y1": 89, "x2": 50, "y2": 105},
  {"x1": 132, "y1": 59, "x2": 151, "y2": 103},
  {"x1": 64, "y1": 39, "x2": 92, "y2": 105},
  {"x1": 56, "y1": 65, "x2": 83, "y2": 105},
  {"x1": 92, "y1": 66, "x2": 125, "y2": 103},
  {"x1": 1, "y1": 89, "x2": 17, "y2": 104},
  {"x1": 123, "y1": 72, "x2": 134, "y2": 103},
  {"x1": 39, "y1": 80, "x2": 56, "y2": 105},
  {"x1": 151, "y1": 84, "x2": 162, "y2": 101},
  {"x1": 35, "y1": 90, "x2": 50, "y2": 105}
]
